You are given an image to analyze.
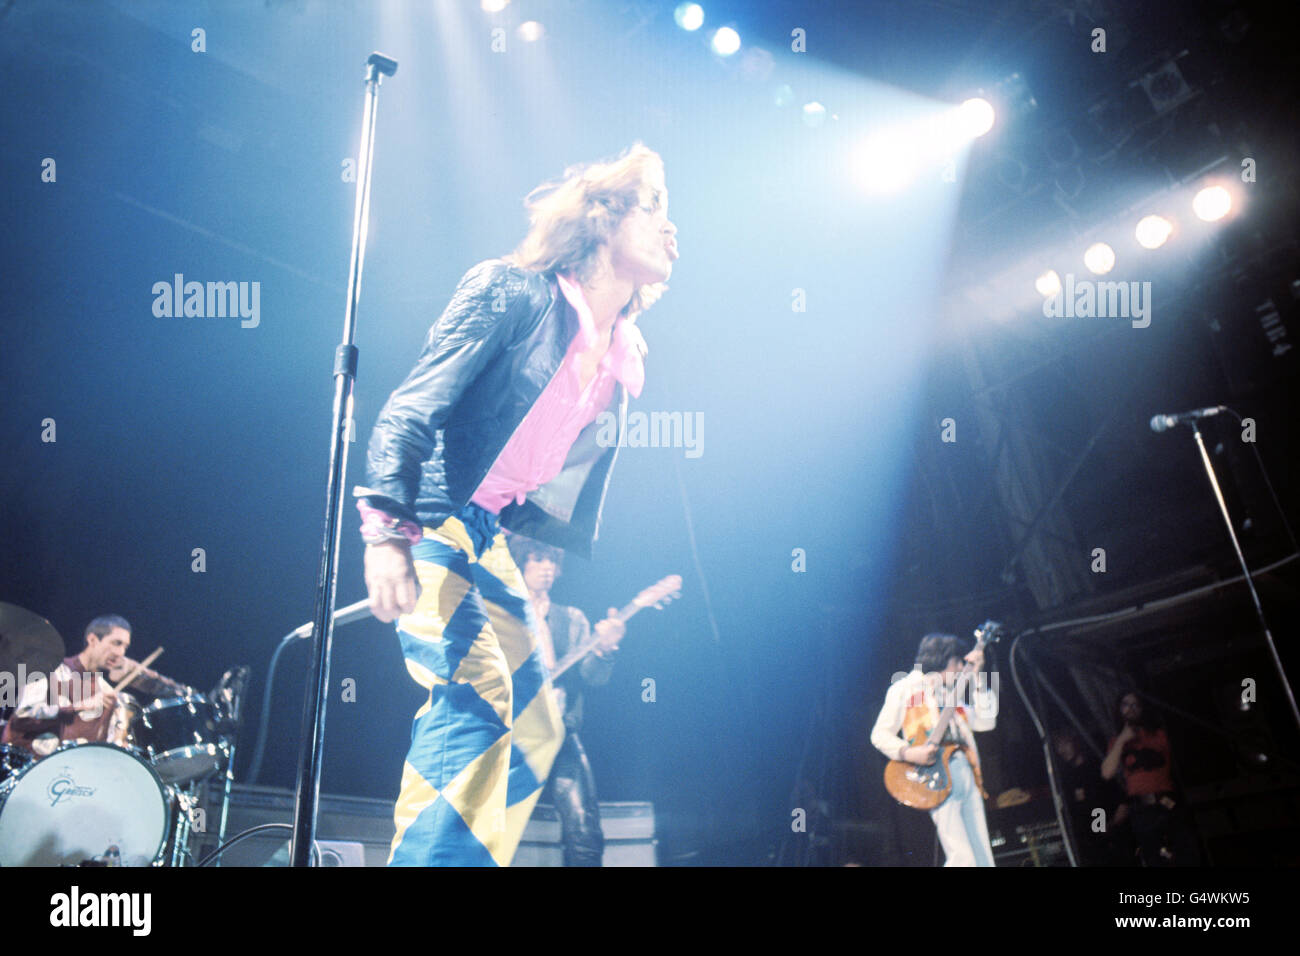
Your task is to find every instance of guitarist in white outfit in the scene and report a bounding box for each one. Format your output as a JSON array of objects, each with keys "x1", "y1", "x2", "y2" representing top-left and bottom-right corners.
[{"x1": 872, "y1": 633, "x2": 999, "y2": 866}]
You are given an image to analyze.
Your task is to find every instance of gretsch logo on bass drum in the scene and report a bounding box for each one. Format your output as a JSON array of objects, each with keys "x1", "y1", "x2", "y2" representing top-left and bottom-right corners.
[{"x1": 47, "y1": 772, "x2": 96, "y2": 807}]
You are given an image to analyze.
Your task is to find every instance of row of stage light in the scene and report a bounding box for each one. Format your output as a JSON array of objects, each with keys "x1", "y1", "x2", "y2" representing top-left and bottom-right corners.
[
  {"x1": 1034, "y1": 184, "x2": 1238, "y2": 298},
  {"x1": 475, "y1": 1, "x2": 731, "y2": 50},
  {"x1": 480, "y1": 0, "x2": 1000, "y2": 157}
]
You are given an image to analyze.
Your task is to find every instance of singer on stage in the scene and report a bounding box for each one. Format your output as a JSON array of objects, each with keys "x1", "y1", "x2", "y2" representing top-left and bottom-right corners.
[{"x1": 357, "y1": 144, "x2": 678, "y2": 866}]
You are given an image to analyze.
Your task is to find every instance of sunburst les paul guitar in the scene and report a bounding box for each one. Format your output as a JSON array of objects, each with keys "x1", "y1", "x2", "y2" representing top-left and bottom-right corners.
[
  {"x1": 548, "y1": 575, "x2": 682, "y2": 681},
  {"x1": 883, "y1": 620, "x2": 1002, "y2": 810}
]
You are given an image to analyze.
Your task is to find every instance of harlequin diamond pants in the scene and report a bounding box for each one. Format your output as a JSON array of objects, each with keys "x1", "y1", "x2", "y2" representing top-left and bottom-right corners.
[{"x1": 387, "y1": 505, "x2": 564, "y2": 866}]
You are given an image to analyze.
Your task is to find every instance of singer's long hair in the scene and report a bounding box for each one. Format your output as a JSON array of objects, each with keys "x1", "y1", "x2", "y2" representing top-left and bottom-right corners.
[{"x1": 506, "y1": 143, "x2": 668, "y2": 319}]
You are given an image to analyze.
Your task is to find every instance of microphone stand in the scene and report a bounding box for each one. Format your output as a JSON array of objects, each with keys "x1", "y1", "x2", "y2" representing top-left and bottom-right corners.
[
  {"x1": 290, "y1": 51, "x2": 397, "y2": 868},
  {"x1": 1188, "y1": 421, "x2": 1300, "y2": 735}
]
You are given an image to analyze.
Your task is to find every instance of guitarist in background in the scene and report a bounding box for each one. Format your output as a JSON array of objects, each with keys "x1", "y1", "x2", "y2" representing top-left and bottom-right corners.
[
  {"x1": 507, "y1": 533, "x2": 625, "y2": 866},
  {"x1": 871, "y1": 633, "x2": 999, "y2": 866}
]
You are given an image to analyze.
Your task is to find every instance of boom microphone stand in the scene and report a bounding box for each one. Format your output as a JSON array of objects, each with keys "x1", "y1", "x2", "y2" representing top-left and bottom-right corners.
[
  {"x1": 290, "y1": 51, "x2": 397, "y2": 868},
  {"x1": 1172, "y1": 412, "x2": 1300, "y2": 736}
]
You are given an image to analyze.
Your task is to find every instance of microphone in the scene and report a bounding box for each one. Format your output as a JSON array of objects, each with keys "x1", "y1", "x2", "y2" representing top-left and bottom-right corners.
[
  {"x1": 367, "y1": 52, "x2": 398, "y2": 77},
  {"x1": 1149, "y1": 406, "x2": 1227, "y2": 432},
  {"x1": 287, "y1": 598, "x2": 374, "y2": 639}
]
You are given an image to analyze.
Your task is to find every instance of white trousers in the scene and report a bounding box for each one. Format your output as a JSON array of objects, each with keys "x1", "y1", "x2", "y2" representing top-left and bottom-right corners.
[{"x1": 928, "y1": 751, "x2": 995, "y2": 867}]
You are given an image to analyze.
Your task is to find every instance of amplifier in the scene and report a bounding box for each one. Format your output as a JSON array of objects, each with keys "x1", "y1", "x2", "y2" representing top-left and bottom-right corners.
[
  {"x1": 990, "y1": 820, "x2": 1068, "y2": 867},
  {"x1": 515, "y1": 801, "x2": 657, "y2": 867},
  {"x1": 193, "y1": 784, "x2": 655, "y2": 867},
  {"x1": 193, "y1": 784, "x2": 396, "y2": 867}
]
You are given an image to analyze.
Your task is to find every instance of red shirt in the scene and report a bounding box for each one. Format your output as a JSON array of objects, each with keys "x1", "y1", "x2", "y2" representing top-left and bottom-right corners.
[
  {"x1": 1, "y1": 656, "x2": 114, "y2": 755},
  {"x1": 1112, "y1": 726, "x2": 1174, "y2": 796}
]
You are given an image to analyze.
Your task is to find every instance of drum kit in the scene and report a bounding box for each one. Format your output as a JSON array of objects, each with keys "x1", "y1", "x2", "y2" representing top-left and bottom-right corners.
[{"x1": 0, "y1": 603, "x2": 247, "y2": 867}]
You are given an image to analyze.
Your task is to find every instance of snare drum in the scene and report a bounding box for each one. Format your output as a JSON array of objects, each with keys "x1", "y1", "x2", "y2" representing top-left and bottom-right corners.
[
  {"x1": 136, "y1": 693, "x2": 227, "y2": 783},
  {"x1": 0, "y1": 742, "x2": 172, "y2": 867}
]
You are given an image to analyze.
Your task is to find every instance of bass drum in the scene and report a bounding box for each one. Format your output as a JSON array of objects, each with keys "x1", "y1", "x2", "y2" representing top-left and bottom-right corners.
[{"x1": 0, "y1": 742, "x2": 172, "y2": 867}]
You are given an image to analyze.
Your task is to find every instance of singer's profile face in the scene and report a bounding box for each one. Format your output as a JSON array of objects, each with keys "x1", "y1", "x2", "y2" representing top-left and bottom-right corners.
[{"x1": 607, "y1": 170, "x2": 678, "y2": 287}]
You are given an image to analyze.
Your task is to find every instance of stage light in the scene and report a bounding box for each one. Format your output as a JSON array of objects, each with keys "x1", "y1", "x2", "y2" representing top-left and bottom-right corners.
[
  {"x1": 802, "y1": 101, "x2": 826, "y2": 128},
  {"x1": 674, "y1": 3, "x2": 704, "y2": 31},
  {"x1": 480, "y1": 0, "x2": 510, "y2": 12},
  {"x1": 958, "y1": 97, "x2": 996, "y2": 138},
  {"x1": 1083, "y1": 242, "x2": 1115, "y2": 275},
  {"x1": 712, "y1": 26, "x2": 741, "y2": 56},
  {"x1": 1035, "y1": 270, "x2": 1062, "y2": 298},
  {"x1": 1135, "y1": 214, "x2": 1173, "y2": 249},
  {"x1": 1193, "y1": 184, "x2": 1232, "y2": 222}
]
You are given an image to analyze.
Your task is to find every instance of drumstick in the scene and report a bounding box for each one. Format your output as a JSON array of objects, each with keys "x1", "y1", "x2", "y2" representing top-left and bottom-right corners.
[{"x1": 111, "y1": 647, "x2": 163, "y2": 693}]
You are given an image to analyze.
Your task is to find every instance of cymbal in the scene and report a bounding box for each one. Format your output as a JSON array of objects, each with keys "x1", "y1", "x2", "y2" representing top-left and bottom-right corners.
[{"x1": 0, "y1": 603, "x2": 67, "y2": 676}]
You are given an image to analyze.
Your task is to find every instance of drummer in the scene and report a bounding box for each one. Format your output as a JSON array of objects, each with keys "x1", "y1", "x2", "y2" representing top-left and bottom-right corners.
[{"x1": 1, "y1": 614, "x2": 175, "y2": 757}]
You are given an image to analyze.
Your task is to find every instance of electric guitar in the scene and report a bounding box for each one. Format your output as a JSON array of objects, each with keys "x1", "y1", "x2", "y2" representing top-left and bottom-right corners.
[
  {"x1": 548, "y1": 575, "x2": 682, "y2": 680},
  {"x1": 883, "y1": 620, "x2": 1002, "y2": 810}
]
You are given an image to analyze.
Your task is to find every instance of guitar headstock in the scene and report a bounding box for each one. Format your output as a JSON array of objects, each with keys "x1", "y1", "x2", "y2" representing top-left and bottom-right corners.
[
  {"x1": 634, "y1": 575, "x2": 682, "y2": 610},
  {"x1": 973, "y1": 620, "x2": 1003, "y2": 648}
]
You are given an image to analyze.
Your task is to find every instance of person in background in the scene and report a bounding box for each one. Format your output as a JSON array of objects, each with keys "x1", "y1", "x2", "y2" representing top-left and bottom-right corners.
[
  {"x1": 508, "y1": 533, "x2": 624, "y2": 866},
  {"x1": 1101, "y1": 691, "x2": 1201, "y2": 866},
  {"x1": 872, "y1": 633, "x2": 999, "y2": 867}
]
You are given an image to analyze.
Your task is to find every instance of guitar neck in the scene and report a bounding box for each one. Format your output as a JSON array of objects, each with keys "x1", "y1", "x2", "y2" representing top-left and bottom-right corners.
[
  {"x1": 548, "y1": 600, "x2": 644, "y2": 681},
  {"x1": 925, "y1": 667, "x2": 975, "y2": 743}
]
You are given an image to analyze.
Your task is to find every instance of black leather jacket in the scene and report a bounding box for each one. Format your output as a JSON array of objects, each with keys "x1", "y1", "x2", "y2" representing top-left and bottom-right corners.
[
  {"x1": 357, "y1": 259, "x2": 626, "y2": 558},
  {"x1": 545, "y1": 602, "x2": 615, "y2": 732}
]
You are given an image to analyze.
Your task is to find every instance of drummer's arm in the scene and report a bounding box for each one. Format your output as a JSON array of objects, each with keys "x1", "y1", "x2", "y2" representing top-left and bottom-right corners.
[
  {"x1": 13, "y1": 670, "x2": 112, "y2": 722},
  {"x1": 109, "y1": 663, "x2": 186, "y2": 698},
  {"x1": 11, "y1": 673, "x2": 60, "y2": 721}
]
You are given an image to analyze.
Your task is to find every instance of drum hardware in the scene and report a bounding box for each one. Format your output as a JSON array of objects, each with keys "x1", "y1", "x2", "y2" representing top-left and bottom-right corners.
[
  {"x1": 0, "y1": 743, "x2": 33, "y2": 785},
  {"x1": 161, "y1": 784, "x2": 203, "y2": 867}
]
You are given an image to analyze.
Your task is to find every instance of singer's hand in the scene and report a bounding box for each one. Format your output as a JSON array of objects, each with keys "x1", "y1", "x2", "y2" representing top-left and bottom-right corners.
[{"x1": 365, "y1": 540, "x2": 421, "y2": 623}]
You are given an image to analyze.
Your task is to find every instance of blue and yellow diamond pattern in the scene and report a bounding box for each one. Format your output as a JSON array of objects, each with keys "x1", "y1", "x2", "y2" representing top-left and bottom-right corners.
[{"x1": 388, "y1": 513, "x2": 564, "y2": 867}]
